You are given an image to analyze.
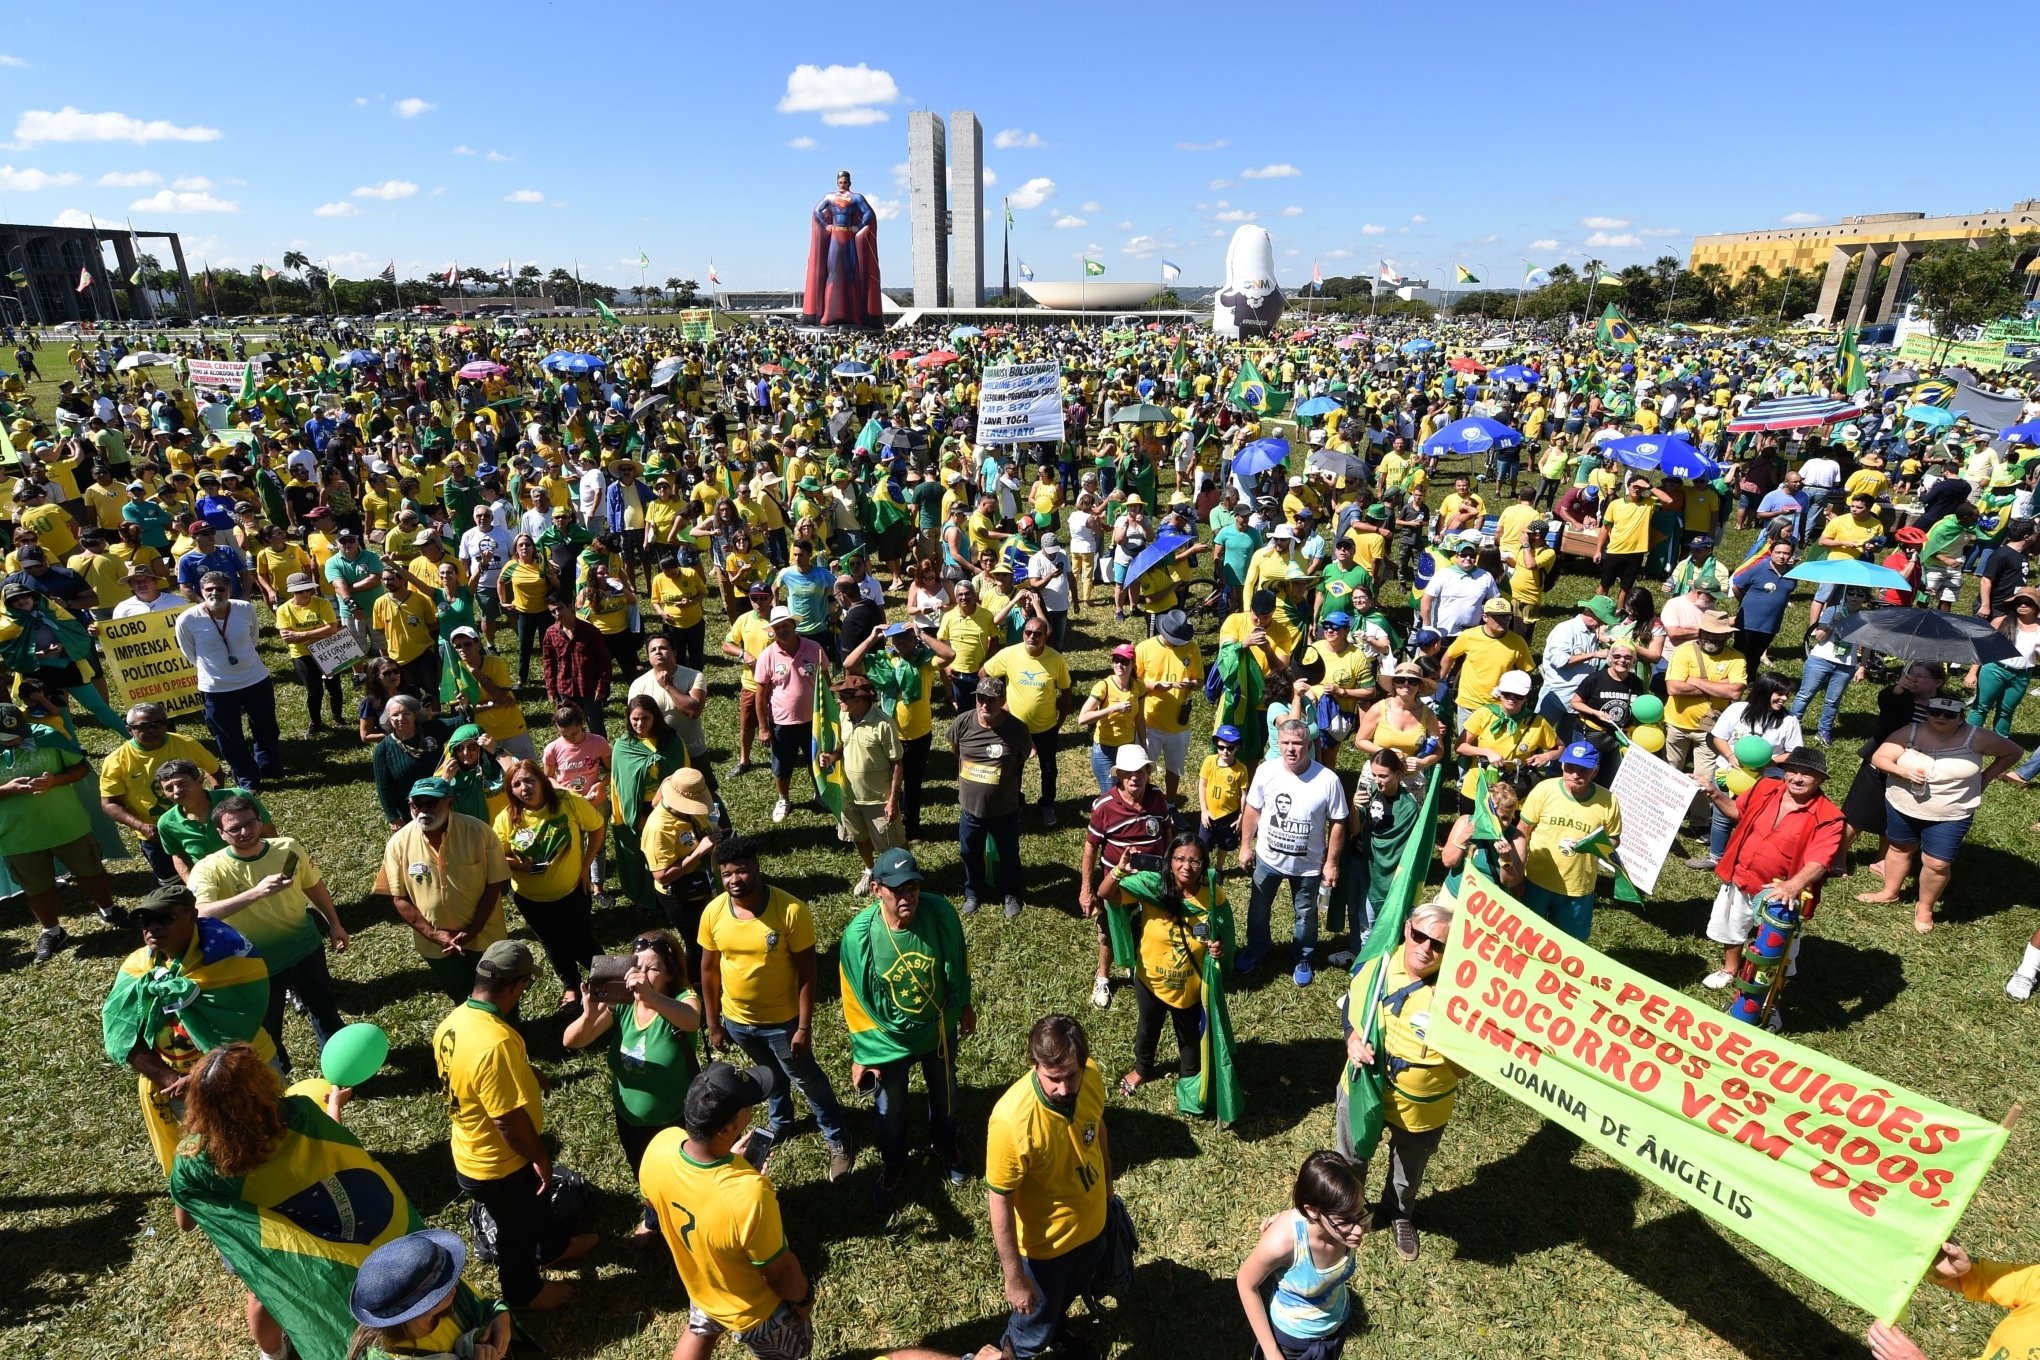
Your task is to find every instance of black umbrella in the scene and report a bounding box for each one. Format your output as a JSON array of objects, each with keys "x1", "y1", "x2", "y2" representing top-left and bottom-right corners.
[
  {"x1": 630, "y1": 393, "x2": 669, "y2": 420},
  {"x1": 827, "y1": 411, "x2": 856, "y2": 441},
  {"x1": 1836, "y1": 607, "x2": 2017, "y2": 664},
  {"x1": 879, "y1": 425, "x2": 928, "y2": 452}
]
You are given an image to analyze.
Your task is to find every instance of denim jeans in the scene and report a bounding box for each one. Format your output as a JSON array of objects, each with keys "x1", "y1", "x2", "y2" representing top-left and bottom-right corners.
[
  {"x1": 1090, "y1": 744, "x2": 1115, "y2": 797},
  {"x1": 1797, "y1": 488, "x2": 1832, "y2": 544},
  {"x1": 958, "y1": 807, "x2": 1023, "y2": 903},
  {"x1": 1790, "y1": 655, "x2": 1853, "y2": 741},
  {"x1": 1246, "y1": 858, "x2": 1322, "y2": 961},
  {"x1": 2015, "y1": 744, "x2": 2040, "y2": 782},
  {"x1": 873, "y1": 1044, "x2": 958, "y2": 1179},
  {"x1": 722, "y1": 1017, "x2": 849, "y2": 1149},
  {"x1": 201, "y1": 678, "x2": 282, "y2": 786},
  {"x1": 1002, "y1": 1231, "x2": 1107, "y2": 1360}
]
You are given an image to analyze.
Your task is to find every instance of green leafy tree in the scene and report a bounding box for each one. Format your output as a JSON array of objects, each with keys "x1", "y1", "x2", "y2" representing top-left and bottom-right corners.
[{"x1": 1909, "y1": 229, "x2": 2040, "y2": 360}]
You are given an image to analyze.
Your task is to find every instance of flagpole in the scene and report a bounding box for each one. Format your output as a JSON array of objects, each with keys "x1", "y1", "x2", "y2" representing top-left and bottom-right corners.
[
  {"x1": 1001, "y1": 196, "x2": 1011, "y2": 304},
  {"x1": 1662, "y1": 272, "x2": 1678, "y2": 325}
]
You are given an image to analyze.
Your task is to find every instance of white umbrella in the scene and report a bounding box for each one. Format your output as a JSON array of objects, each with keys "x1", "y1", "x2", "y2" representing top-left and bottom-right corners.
[
  {"x1": 115, "y1": 351, "x2": 174, "y2": 371},
  {"x1": 1307, "y1": 448, "x2": 1366, "y2": 480},
  {"x1": 650, "y1": 356, "x2": 687, "y2": 388}
]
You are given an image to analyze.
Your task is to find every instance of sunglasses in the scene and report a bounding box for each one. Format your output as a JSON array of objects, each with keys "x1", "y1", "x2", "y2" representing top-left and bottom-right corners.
[
  {"x1": 127, "y1": 720, "x2": 166, "y2": 732},
  {"x1": 1408, "y1": 927, "x2": 1448, "y2": 951},
  {"x1": 1392, "y1": 676, "x2": 1418, "y2": 686},
  {"x1": 631, "y1": 934, "x2": 679, "y2": 960},
  {"x1": 1926, "y1": 706, "x2": 1963, "y2": 718}
]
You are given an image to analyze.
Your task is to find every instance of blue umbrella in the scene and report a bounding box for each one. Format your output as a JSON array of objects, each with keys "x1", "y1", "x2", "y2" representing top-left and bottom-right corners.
[
  {"x1": 2000, "y1": 420, "x2": 2040, "y2": 446},
  {"x1": 334, "y1": 349, "x2": 378, "y2": 369},
  {"x1": 1904, "y1": 403, "x2": 1957, "y2": 428},
  {"x1": 948, "y1": 325, "x2": 983, "y2": 340},
  {"x1": 1121, "y1": 530, "x2": 1197, "y2": 592},
  {"x1": 1232, "y1": 437, "x2": 1290, "y2": 478},
  {"x1": 832, "y1": 359, "x2": 873, "y2": 377},
  {"x1": 1294, "y1": 395, "x2": 1342, "y2": 418},
  {"x1": 1601, "y1": 434, "x2": 1722, "y2": 479},
  {"x1": 1400, "y1": 338, "x2": 1435, "y2": 355},
  {"x1": 1420, "y1": 416, "x2": 1521, "y2": 458},
  {"x1": 1786, "y1": 559, "x2": 1914, "y2": 592},
  {"x1": 1491, "y1": 363, "x2": 1540, "y2": 385},
  {"x1": 538, "y1": 350, "x2": 600, "y2": 374}
]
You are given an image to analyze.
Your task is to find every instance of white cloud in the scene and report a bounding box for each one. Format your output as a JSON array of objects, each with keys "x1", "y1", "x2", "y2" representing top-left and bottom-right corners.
[
  {"x1": 1213, "y1": 200, "x2": 1229, "y2": 209},
  {"x1": 982, "y1": 168, "x2": 996, "y2": 186},
  {"x1": 776, "y1": 63, "x2": 899, "y2": 128},
  {"x1": 1586, "y1": 230, "x2": 1643, "y2": 247},
  {"x1": 352, "y1": 179, "x2": 418, "y2": 201},
  {"x1": 353, "y1": 96, "x2": 369, "y2": 107},
  {"x1": 14, "y1": 107, "x2": 222, "y2": 145},
  {"x1": 1123, "y1": 235, "x2": 1164, "y2": 257},
  {"x1": 485, "y1": 150, "x2": 511, "y2": 163},
  {"x1": 1213, "y1": 209, "x2": 1257, "y2": 222},
  {"x1": 1241, "y1": 163, "x2": 1300, "y2": 179},
  {"x1": 1398, "y1": 227, "x2": 1409, "y2": 234},
  {"x1": 313, "y1": 201, "x2": 358, "y2": 217},
  {"x1": 1054, "y1": 214, "x2": 1087, "y2": 229},
  {"x1": 1174, "y1": 139, "x2": 1227, "y2": 151},
  {"x1": 1280, "y1": 205, "x2": 1304, "y2": 217},
  {"x1": 393, "y1": 97, "x2": 435, "y2": 118},
  {"x1": 130, "y1": 187, "x2": 239, "y2": 213},
  {"x1": 1115, "y1": 220, "x2": 1133, "y2": 230},
  {"x1": 1286, "y1": 249, "x2": 1299, "y2": 257},
  {"x1": 870, "y1": 196, "x2": 902, "y2": 222},
  {"x1": 1638, "y1": 226, "x2": 1683, "y2": 238},
  {"x1": 1080, "y1": 200, "x2": 1099, "y2": 213},
  {"x1": 0, "y1": 55, "x2": 27, "y2": 68},
  {"x1": 1360, "y1": 223, "x2": 1386, "y2": 235},
  {"x1": 451, "y1": 145, "x2": 476, "y2": 156},
  {"x1": 787, "y1": 136, "x2": 816, "y2": 150},
  {"x1": 1530, "y1": 238, "x2": 1560, "y2": 251},
  {"x1": 993, "y1": 128, "x2": 1045, "y2": 149},
  {"x1": 503, "y1": 188, "x2": 544, "y2": 204},
  {"x1": 1480, "y1": 233, "x2": 1498, "y2": 244},
  {"x1": 1008, "y1": 176, "x2": 1055, "y2": 210},
  {"x1": 1410, "y1": 214, "x2": 1427, "y2": 223},
  {"x1": 96, "y1": 170, "x2": 160, "y2": 187},
  {"x1": 0, "y1": 165, "x2": 80, "y2": 191},
  {"x1": 170, "y1": 175, "x2": 211, "y2": 191},
  {"x1": 430, "y1": 186, "x2": 446, "y2": 196},
  {"x1": 1328, "y1": 248, "x2": 1352, "y2": 259},
  {"x1": 1580, "y1": 215, "x2": 1629, "y2": 229},
  {"x1": 1780, "y1": 211, "x2": 1822, "y2": 226},
  {"x1": 52, "y1": 208, "x2": 94, "y2": 228},
  {"x1": 1209, "y1": 178, "x2": 1232, "y2": 190}
]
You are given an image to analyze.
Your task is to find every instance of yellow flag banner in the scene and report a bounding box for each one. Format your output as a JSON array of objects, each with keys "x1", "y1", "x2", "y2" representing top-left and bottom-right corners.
[
  {"x1": 98, "y1": 607, "x2": 201, "y2": 719},
  {"x1": 1431, "y1": 868, "x2": 2008, "y2": 1321}
]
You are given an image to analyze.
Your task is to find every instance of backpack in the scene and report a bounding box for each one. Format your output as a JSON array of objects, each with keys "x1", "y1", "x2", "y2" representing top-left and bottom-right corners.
[{"x1": 468, "y1": 1165, "x2": 593, "y2": 1263}]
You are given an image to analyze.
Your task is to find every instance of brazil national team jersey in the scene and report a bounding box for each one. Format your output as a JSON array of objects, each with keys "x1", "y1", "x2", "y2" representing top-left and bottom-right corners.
[{"x1": 640, "y1": 1130, "x2": 788, "y2": 1331}]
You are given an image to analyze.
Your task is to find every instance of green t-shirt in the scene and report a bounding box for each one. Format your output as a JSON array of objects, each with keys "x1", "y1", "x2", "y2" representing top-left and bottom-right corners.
[
  {"x1": 155, "y1": 788, "x2": 273, "y2": 868},
  {"x1": 607, "y1": 992, "x2": 701, "y2": 1126},
  {"x1": 1316, "y1": 561, "x2": 1374, "y2": 619},
  {"x1": 323, "y1": 549, "x2": 387, "y2": 618},
  {"x1": 0, "y1": 731, "x2": 88, "y2": 857}
]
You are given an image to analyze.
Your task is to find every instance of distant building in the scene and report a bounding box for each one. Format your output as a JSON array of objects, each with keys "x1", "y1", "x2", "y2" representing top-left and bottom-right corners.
[
  {"x1": 0, "y1": 220, "x2": 191, "y2": 324},
  {"x1": 908, "y1": 112, "x2": 948, "y2": 309},
  {"x1": 1689, "y1": 201, "x2": 2040, "y2": 325}
]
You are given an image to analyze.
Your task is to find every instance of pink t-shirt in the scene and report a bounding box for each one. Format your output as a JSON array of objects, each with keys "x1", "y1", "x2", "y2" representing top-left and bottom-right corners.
[
  {"x1": 1661, "y1": 594, "x2": 1707, "y2": 640},
  {"x1": 543, "y1": 732, "x2": 612, "y2": 807},
  {"x1": 753, "y1": 638, "x2": 826, "y2": 727}
]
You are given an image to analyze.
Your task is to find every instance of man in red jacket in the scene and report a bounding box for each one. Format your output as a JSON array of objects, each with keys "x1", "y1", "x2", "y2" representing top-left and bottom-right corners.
[{"x1": 1695, "y1": 745, "x2": 1842, "y2": 989}]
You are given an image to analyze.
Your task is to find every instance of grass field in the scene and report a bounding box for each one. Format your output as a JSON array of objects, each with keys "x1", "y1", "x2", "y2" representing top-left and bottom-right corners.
[{"x1": 3, "y1": 339, "x2": 2039, "y2": 1360}]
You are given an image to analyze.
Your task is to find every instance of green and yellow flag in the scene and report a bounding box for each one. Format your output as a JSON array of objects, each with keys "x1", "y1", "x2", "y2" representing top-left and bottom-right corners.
[
  {"x1": 1455, "y1": 265, "x2": 1480, "y2": 284},
  {"x1": 839, "y1": 891, "x2": 970, "y2": 1066},
  {"x1": 1177, "y1": 866, "x2": 1242, "y2": 1123},
  {"x1": 1598, "y1": 271, "x2": 1623, "y2": 286},
  {"x1": 1083, "y1": 258, "x2": 1106, "y2": 278},
  {"x1": 1228, "y1": 358, "x2": 1276, "y2": 417},
  {"x1": 811, "y1": 683, "x2": 848, "y2": 816},
  {"x1": 169, "y1": 1095, "x2": 445, "y2": 1360},
  {"x1": 439, "y1": 638, "x2": 484, "y2": 708},
  {"x1": 1838, "y1": 327, "x2": 1869, "y2": 394},
  {"x1": 1596, "y1": 302, "x2": 1639, "y2": 353},
  {"x1": 595, "y1": 298, "x2": 621, "y2": 326}
]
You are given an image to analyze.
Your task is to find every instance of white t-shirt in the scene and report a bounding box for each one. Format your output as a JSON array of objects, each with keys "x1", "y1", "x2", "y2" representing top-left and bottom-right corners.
[
  {"x1": 1067, "y1": 510, "x2": 1098, "y2": 556},
  {"x1": 1028, "y1": 550, "x2": 1072, "y2": 612},
  {"x1": 1246, "y1": 758, "x2": 1351, "y2": 878},
  {"x1": 112, "y1": 593, "x2": 187, "y2": 619},
  {"x1": 458, "y1": 525, "x2": 515, "y2": 589},
  {"x1": 1710, "y1": 701, "x2": 1804, "y2": 758},
  {"x1": 627, "y1": 667, "x2": 708, "y2": 754}
]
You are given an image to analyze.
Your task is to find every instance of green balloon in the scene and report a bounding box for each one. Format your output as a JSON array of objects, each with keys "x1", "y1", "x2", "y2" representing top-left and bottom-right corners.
[
  {"x1": 1734, "y1": 735, "x2": 1775, "y2": 770},
  {"x1": 320, "y1": 1022, "x2": 389, "y2": 1089},
  {"x1": 1629, "y1": 694, "x2": 1665, "y2": 725}
]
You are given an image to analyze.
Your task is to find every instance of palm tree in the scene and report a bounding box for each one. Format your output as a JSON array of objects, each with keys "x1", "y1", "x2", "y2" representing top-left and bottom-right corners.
[
  {"x1": 282, "y1": 249, "x2": 310, "y2": 278},
  {"x1": 664, "y1": 276, "x2": 687, "y2": 307}
]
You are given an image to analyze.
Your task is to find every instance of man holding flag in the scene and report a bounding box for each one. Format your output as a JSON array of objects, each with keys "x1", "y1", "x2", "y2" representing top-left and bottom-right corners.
[{"x1": 814, "y1": 674, "x2": 903, "y2": 897}]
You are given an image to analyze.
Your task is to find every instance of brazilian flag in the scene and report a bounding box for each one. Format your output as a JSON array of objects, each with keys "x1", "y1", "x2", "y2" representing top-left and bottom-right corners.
[
  {"x1": 1596, "y1": 302, "x2": 1639, "y2": 353},
  {"x1": 1228, "y1": 358, "x2": 1275, "y2": 415},
  {"x1": 170, "y1": 1095, "x2": 460, "y2": 1360},
  {"x1": 439, "y1": 636, "x2": 484, "y2": 709},
  {"x1": 1177, "y1": 867, "x2": 1242, "y2": 1123},
  {"x1": 1211, "y1": 640, "x2": 1267, "y2": 766},
  {"x1": 1911, "y1": 377, "x2": 1957, "y2": 408},
  {"x1": 1838, "y1": 328, "x2": 1869, "y2": 395},
  {"x1": 812, "y1": 684, "x2": 848, "y2": 816}
]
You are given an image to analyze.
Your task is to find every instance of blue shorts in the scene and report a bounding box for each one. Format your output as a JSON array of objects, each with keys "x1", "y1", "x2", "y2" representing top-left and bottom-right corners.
[
  {"x1": 1884, "y1": 805, "x2": 1972, "y2": 863},
  {"x1": 1522, "y1": 881, "x2": 1595, "y2": 941}
]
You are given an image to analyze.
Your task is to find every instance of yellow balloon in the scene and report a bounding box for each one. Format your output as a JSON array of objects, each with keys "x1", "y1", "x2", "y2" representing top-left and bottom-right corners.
[
  {"x1": 1628, "y1": 723, "x2": 1665, "y2": 753},
  {"x1": 1717, "y1": 766, "x2": 1759, "y2": 796}
]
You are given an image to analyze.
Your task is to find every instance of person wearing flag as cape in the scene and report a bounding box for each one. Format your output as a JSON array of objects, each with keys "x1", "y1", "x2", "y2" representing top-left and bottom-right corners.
[
  {"x1": 839, "y1": 847, "x2": 974, "y2": 1209},
  {"x1": 1112, "y1": 837, "x2": 1231, "y2": 1101},
  {"x1": 102, "y1": 883, "x2": 275, "y2": 1174},
  {"x1": 1337, "y1": 897, "x2": 1463, "y2": 1264}
]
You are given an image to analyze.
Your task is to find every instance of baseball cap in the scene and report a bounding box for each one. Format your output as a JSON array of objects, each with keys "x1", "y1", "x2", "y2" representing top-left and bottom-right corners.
[
  {"x1": 1111, "y1": 643, "x2": 1137, "y2": 661},
  {"x1": 1322, "y1": 610, "x2": 1352, "y2": 629},
  {"x1": 1249, "y1": 588, "x2": 1278, "y2": 615},
  {"x1": 448, "y1": 626, "x2": 481, "y2": 643},
  {"x1": 408, "y1": 776, "x2": 456, "y2": 801},
  {"x1": 871, "y1": 847, "x2": 923, "y2": 889},
  {"x1": 975, "y1": 674, "x2": 1007, "y2": 702},
  {"x1": 1113, "y1": 743, "x2": 1154, "y2": 773},
  {"x1": 1214, "y1": 724, "x2": 1242, "y2": 745},
  {"x1": 1493, "y1": 671, "x2": 1533, "y2": 697},
  {"x1": 746, "y1": 580, "x2": 773, "y2": 596},
  {"x1": 1560, "y1": 741, "x2": 1601, "y2": 769},
  {"x1": 474, "y1": 939, "x2": 536, "y2": 982},
  {"x1": 1482, "y1": 597, "x2": 1513, "y2": 616},
  {"x1": 131, "y1": 882, "x2": 196, "y2": 924},
  {"x1": 684, "y1": 1061, "x2": 783, "y2": 1139}
]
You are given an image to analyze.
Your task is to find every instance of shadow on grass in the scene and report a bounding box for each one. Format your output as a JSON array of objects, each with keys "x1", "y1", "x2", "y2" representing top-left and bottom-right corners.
[
  {"x1": 1228, "y1": 1036, "x2": 1344, "y2": 1143},
  {"x1": 1426, "y1": 1124, "x2": 1856, "y2": 1357},
  {"x1": 0, "y1": 1191, "x2": 152, "y2": 1325},
  {"x1": 1935, "y1": 843, "x2": 2032, "y2": 928}
]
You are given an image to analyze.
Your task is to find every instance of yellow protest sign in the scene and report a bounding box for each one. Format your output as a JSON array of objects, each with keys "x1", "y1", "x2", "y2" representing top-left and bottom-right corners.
[{"x1": 97, "y1": 607, "x2": 201, "y2": 719}]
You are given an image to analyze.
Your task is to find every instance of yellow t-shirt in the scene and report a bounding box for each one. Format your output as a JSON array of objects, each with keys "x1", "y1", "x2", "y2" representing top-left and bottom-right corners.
[
  {"x1": 1347, "y1": 948, "x2": 1462, "y2": 1133},
  {"x1": 19, "y1": 502, "x2": 77, "y2": 559},
  {"x1": 1663, "y1": 641, "x2": 1748, "y2": 732},
  {"x1": 1953, "y1": 1259, "x2": 2040, "y2": 1360},
  {"x1": 69, "y1": 548, "x2": 133, "y2": 610},
  {"x1": 1199, "y1": 754, "x2": 1249, "y2": 819},
  {"x1": 1510, "y1": 546, "x2": 1557, "y2": 606},
  {"x1": 274, "y1": 596, "x2": 337, "y2": 660},
  {"x1": 981, "y1": 644, "x2": 1072, "y2": 735},
  {"x1": 1457, "y1": 707, "x2": 1559, "y2": 798},
  {"x1": 1442, "y1": 628, "x2": 1534, "y2": 711},
  {"x1": 1087, "y1": 675, "x2": 1143, "y2": 749},
  {"x1": 1134, "y1": 891, "x2": 1210, "y2": 1010},
  {"x1": 1134, "y1": 636, "x2": 1203, "y2": 734},
  {"x1": 639, "y1": 1131, "x2": 788, "y2": 1332},
  {"x1": 497, "y1": 560, "x2": 552, "y2": 614},
  {"x1": 432, "y1": 998, "x2": 545, "y2": 1180},
  {"x1": 472, "y1": 654, "x2": 527, "y2": 742},
  {"x1": 1219, "y1": 610, "x2": 1299, "y2": 679},
  {"x1": 83, "y1": 482, "x2": 127, "y2": 531},
  {"x1": 937, "y1": 605, "x2": 997, "y2": 676},
  {"x1": 1601, "y1": 498, "x2": 1652, "y2": 555},
  {"x1": 652, "y1": 568, "x2": 706, "y2": 630},
  {"x1": 1520, "y1": 776, "x2": 1622, "y2": 897},
  {"x1": 645, "y1": 496, "x2": 689, "y2": 546},
  {"x1": 697, "y1": 886, "x2": 816, "y2": 1027},
  {"x1": 1496, "y1": 502, "x2": 1540, "y2": 553},
  {"x1": 720, "y1": 549, "x2": 768, "y2": 595},
  {"x1": 372, "y1": 589, "x2": 438, "y2": 665},
  {"x1": 1820, "y1": 513, "x2": 1880, "y2": 562},
  {"x1": 377, "y1": 817, "x2": 512, "y2": 959},
  {"x1": 187, "y1": 836, "x2": 325, "y2": 969},
  {"x1": 984, "y1": 1061, "x2": 1109, "y2": 1260},
  {"x1": 1303, "y1": 641, "x2": 1376, "y2": 713},
  {"x1": 1844, "y1": 468, "x2": 1890, "y2": 502},
  {"x1": 724, "y1": 611, "x2": 776, "y2": 693},
  {"x1": 98, "y1": 732, "x2": 220, "y2": 820},
  {"x1": 493, "y1": 790, "x2": 604, "y2": 903},
  {"x1": 255, "y1": 545, "x2": 314, "y2": 602}
]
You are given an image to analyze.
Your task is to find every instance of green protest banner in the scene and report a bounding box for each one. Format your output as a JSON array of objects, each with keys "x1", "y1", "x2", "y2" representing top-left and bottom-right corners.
[{"x1": 1431, "y1": 868, "x2": 2008, "y2": 1321}]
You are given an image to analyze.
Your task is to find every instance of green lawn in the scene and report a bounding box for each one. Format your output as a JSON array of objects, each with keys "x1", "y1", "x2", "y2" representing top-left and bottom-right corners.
[{"x1": 3, "y1": 340, "x2": 2038, "y2": 1360}]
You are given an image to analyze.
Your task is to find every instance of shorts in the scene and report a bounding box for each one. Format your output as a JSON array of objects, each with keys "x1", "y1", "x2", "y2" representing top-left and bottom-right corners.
[
  {"x1": 1144, "y1": 726, "x2": 1191, "y2": 777},
  {"x1": 838, "y1": 800, "x2": 903, "y2": 853},
  {"x1": 1521, "y1": 881, "x2": 1594, "y2": 941},
  {"x1": 1706, "y1": 881, "x2": 1761, "y2": 947},
  {"x1": 1884, "y1": 805, "x2": 1972, "y2": 862},
  {"x1": 687, "y1": 1302, "x2": 812, "y2": 1360},
  {"x1": 476, "y1": 581, "x2": 502, "y2": 621},
  {"x1": 6, "y1": 831, "x2": 105, "y2": 895},
  {"x1": 1922, "y1": 567, "x2": 1962, "y2": 604}
]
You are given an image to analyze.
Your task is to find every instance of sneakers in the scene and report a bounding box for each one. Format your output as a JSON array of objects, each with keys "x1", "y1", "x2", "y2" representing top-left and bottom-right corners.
[
  {"x1": 771, "y1": 797, "x2": 789, "y2": 824},
  {"x1": 1041, "y1": 805, "x2": 1058, "y2": 829},
  {"x1": 938, "y1": 1148, "x2": 968, "y2": 1185},
  {"x1": 873, "y1": 1172, "x2": 901, "y2": 1212},
  {"x1": 1702, "y1": 970, "x2": 1736, "y2": 990},
  {"x1": 1293, "y1": 956, "x2": 1316, "y2": 988},
  {"x1": 2009, "y1": 972, "x2": 2037, "y2": 1002},
  {"x1": 731, "y1": 759, "x2": 752, "y2": 777},
  {"x1": 32, "y1": 925, "x2": 68, "y2": 964},
  {"x1": 826, "y1": 1142, "x2": 853, "y2": 1182},
  {"x1": 853, "y1": 870, "x2": 873, "y2": 898},
  {"x1": 98, "y1": 904, "x2": 132, "y2": 929},
  {"x1": 1234, "y1": 948, "x2": 1261, "y2": 975},
  {"x1": 1685, "y1": 855, "x2": 1719, "y2": 872},
  {"x1": 1327, "y1": 950, "x2": 1356, "y2": 970},
  {"x1": 1090, "y1": 975, "x2": 1113, "y2": 1009},
  {"x1": 1391, "y1": 1218, "x2": 1420, "y2": 1261},
  {"x1": 960, "y1": 894, "x2": 979, "y2": 917},
  {"x1": 1003, "y1": 895, "x2": 1023, "y2": 920}
]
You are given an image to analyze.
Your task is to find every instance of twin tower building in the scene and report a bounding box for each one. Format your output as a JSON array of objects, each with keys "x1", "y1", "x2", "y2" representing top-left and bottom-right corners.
[{"x1": 907, "y1": 110, "x2": 986, "y2": 309}]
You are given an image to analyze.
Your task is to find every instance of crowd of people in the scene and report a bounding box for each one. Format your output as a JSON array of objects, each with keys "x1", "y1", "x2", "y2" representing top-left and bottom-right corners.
[{"x1": 7, "y1": 306, "x2": 2040, "y2": 1360}]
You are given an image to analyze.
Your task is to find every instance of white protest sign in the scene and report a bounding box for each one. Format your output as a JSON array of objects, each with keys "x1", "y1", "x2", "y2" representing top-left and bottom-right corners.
[
  {"x1": 186, "y1": 359, "x2": 251, "y2": 392},
  {"x1": 308, "y1": 628, "x2": 366, "y2": 676},
  {"x1": 977, "y1": 361, "x2": 1065, "y2": 445},
  {"x1": 1606, "y1": 742, "x2": 1700, "y2": 894}
]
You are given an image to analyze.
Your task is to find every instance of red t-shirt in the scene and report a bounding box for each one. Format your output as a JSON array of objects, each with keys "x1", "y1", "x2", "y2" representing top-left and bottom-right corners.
[
  {"x1": 1716, "y1": 777, "x2": 1845, "y2": 911},
  {"x1": 1086, "y1": 787, "x2": 1172, "y2": 868}
]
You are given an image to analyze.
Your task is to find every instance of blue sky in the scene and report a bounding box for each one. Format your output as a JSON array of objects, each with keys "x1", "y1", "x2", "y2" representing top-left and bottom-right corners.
[{"x1": 0, "y1": 0, "x2": 2032, "y2": 292}]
